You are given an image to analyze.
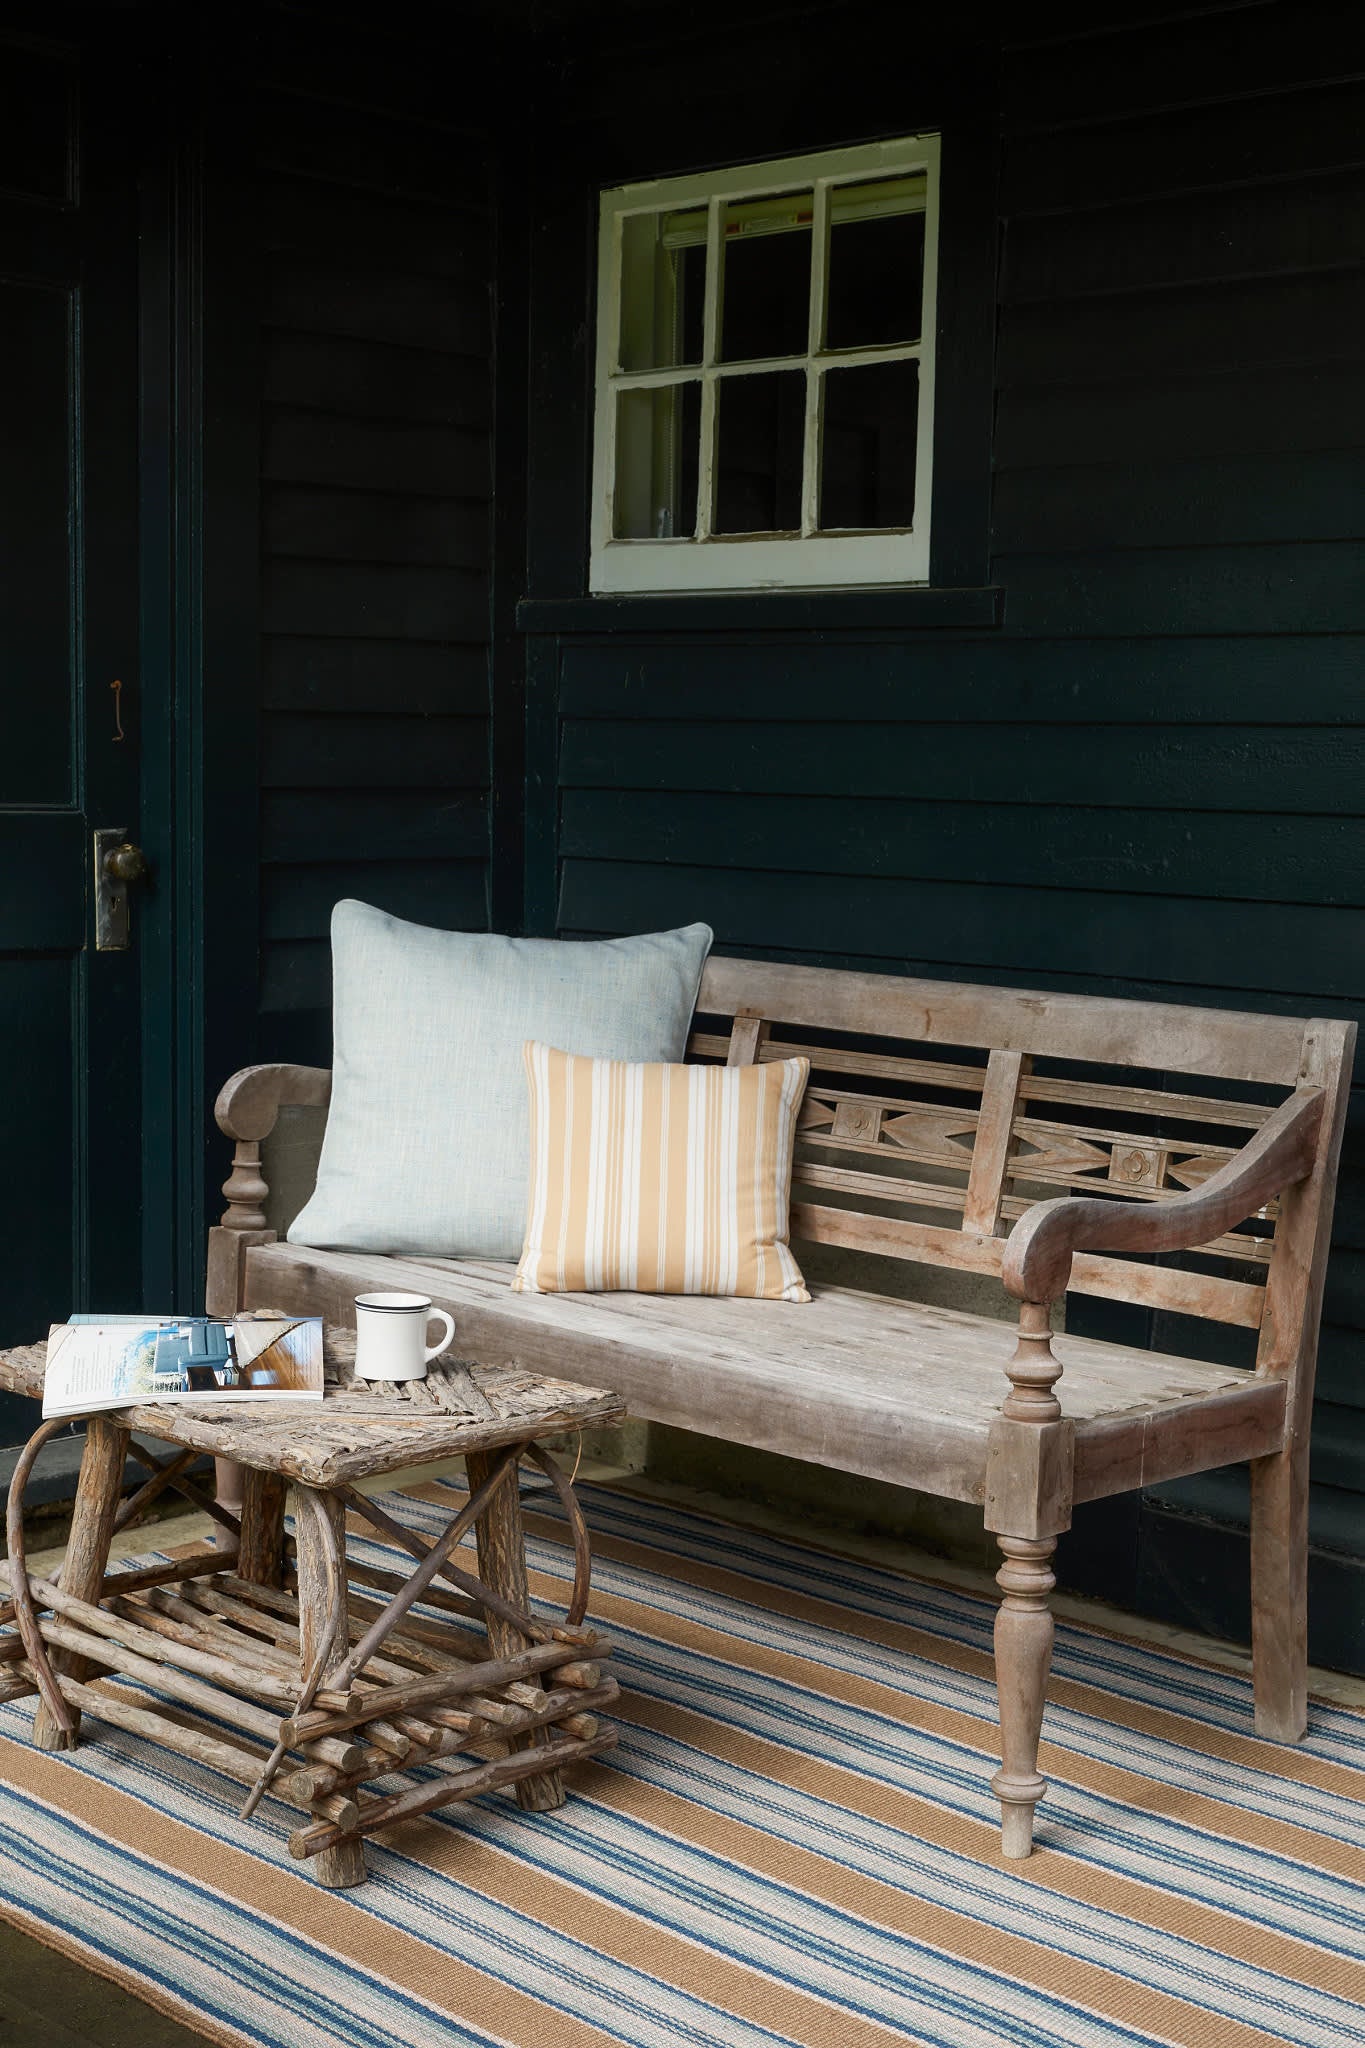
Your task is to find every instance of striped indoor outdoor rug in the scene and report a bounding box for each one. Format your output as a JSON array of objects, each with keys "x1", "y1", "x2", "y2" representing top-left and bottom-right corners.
[{"x1": 0, "y1": 1476, "x2": 1361, "y2": 2048}]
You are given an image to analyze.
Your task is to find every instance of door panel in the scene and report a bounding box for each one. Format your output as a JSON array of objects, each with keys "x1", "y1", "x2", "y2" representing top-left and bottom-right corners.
[
  {"x1": 0, "y1": 42, "x2": 74, "y2": 205},
  {"x1": 0, "y1": 958, "x2": 77, "y2": 1345},
  {"x1": 0, "y1": 28, "x2": 143, "y2": 1453},
  {"x1": 0, "y1": 279, "x2": 73, "y2": 804}
]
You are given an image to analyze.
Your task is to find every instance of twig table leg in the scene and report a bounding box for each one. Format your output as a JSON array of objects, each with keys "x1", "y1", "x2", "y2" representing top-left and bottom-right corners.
[
  {"x1": 293, "y1": 1486, "x2": 367, "y2": 1887},
  {"x1": 466, "y1": 1444, "x2": 565, "y2": 1813},
  {"x1": 33, "y1": 1418, "x2": 129, "y2": 1751},
  {"x1": 239, "y1": 1468, "x2": 288, "y2": 1588}
]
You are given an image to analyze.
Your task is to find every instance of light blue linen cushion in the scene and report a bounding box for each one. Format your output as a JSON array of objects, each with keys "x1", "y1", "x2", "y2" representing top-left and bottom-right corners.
[{"x1": 287, "y1": 901, "x2": 713, "y2": 1257}]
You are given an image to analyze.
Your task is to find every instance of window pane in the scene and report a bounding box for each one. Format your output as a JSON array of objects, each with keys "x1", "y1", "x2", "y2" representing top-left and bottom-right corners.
[
  {"x1": 618, "y1": 209, "x2": 706, "y2": 372},
  {"x1": 720, "y1": 191, "x2": 812, "y2": 362},
  {"x1": 819, "y1": 359, "x2": 918, "y2": 529},
  {"x1": 825, "y1": 176, "x2": 926, "y2": 350},
  {"x1": 715, "y1": 370, "x2": 805, "y2": 533},
  {"x1": 613, "y1": 382, "x2": 701, "y2": 538}
]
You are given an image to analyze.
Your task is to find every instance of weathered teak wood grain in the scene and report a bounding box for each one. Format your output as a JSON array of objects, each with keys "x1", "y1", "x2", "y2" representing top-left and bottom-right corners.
[
  {"x1": 205, "y1": 958, "x2": 1354, "y2": 1861},
  {"x1": 695, "y1": 956, "x2": 1311, "y2": 1083},
  {"x1": 1000, "y1": 1088, "x2": 1325, "y2": 1308},
  {"x1": 0, "y1": 1340, "x2": 623, "y2": 1490},
  {"x1": 293, "y1": 1489, "x2": 366, "y2": 1888},
  {"x1": 466, "y1": 1445, "x2": 566, "y2": 1813},
  {"x1": 32, "y1": 1418, "x2": 129, "y2": 1751},
  {"x1": 235, "y1": 1245, "x2": 1287, "y2": 1505},
  {"x1": 1247, "y1": 1024, "x2": 1354, "y2": 1742},
  {"x1": 205, "y1": 1063, "x2": 332, "y2": 1320},
  {"x1": 962, "y1": 1050, "x2": 1030, "y2": 1238}
]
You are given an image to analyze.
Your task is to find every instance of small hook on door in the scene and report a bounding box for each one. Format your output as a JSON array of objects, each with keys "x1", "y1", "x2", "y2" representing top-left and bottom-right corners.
[{"x1": 110, "y1": 678, "x2": 125, "y2": 742}]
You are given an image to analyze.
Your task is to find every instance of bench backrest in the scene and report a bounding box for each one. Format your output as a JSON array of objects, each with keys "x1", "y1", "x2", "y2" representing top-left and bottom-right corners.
[{"x1": 689, "y1": 957, "x2": 1354, "y2": 1358}]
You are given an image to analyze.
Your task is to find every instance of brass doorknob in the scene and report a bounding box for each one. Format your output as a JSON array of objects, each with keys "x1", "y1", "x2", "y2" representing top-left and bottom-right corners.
[{"x1": 103, "y1": 841, "x2": 149, "y2": 884}]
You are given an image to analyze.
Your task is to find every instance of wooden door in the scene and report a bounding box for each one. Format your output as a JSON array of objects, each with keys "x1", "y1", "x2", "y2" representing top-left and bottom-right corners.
[{"x1": 0, "y1": 32, "x2": 144, "y2": 1446}]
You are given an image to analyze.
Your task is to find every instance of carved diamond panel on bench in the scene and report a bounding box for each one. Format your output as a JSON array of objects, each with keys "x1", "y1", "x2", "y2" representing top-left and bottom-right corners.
[
  {"x1": 830, "y1": 1100, "x2": 881, "y2": 1143},
  {"x1": 1108, "y1": 1144, "x2": 1168, "y2": 1189},
  {"x1": 689, "y1": 1018, "x2": 1284, "y2": 1307},
  {"x1": 883, "y1": 1108, "x2": 978, "y2": 1164},
  {"x1": 801, "y1": 1092, "x2": 979, "y2": 1163},
  {"x1": 1011, "y1": 1128, "x2": 1112, "y2": 1185},
  {"x1": 1003, "y1": 1115, "x2": 1274, "y2": 1259},
  {"x1": 795, "y1": 1081, "x2": 985, "y2": 1221}
]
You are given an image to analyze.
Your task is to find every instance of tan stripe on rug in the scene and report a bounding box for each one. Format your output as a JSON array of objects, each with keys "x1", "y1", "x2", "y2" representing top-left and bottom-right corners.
[
  {"x1": 0, "y1": 1730, "x2": 918, "y2": 2048},
  {"x1": 508, "y1": 1501, "x2": 1365, "y2": 1806},
  {"x1": 577, "y1": 1738, "x2": 1303, "y2": 2048},
  {"x1": 609, "y1": 1687, "x2": 1365, "y2": 2012},
  {"x1": 520, "y1": 1560, "x2": 1365, "y2": 1888},
  {"x1": 0, "y1": 1737, "x2": 621, "y2": 2048}
]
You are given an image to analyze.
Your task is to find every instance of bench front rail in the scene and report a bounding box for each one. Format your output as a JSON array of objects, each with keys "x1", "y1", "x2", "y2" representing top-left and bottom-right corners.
[{"x1": 208, "y1": 959, "x2": 1354, "y2": 1859}]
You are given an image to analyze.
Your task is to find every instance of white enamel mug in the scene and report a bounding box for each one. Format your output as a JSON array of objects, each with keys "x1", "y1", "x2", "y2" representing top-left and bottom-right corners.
[{"x1": 353, "y1": 1291, "x2": 455, "y2": 1382}]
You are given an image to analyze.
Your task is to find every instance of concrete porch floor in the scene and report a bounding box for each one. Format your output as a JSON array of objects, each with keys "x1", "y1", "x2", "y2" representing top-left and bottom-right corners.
[{"x1": 0, "y1": 1920, "x2": 213, "y2": 2047}]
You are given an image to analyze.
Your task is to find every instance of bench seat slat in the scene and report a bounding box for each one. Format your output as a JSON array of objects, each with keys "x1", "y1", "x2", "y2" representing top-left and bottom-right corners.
[{"x1": 246, "y1": 1244, "x2": 1284, "y2": 1507}]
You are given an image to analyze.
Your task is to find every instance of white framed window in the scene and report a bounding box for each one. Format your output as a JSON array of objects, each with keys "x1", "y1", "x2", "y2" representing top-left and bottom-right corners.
[{"x1": 589, "y1": 133, "x2": 939, "y2": 595}]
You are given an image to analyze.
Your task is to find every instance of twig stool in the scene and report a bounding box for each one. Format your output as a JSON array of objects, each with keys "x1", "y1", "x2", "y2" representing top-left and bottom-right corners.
[{"x1": 0, "y1": 1331, "x2": 625, "y2": 1887}]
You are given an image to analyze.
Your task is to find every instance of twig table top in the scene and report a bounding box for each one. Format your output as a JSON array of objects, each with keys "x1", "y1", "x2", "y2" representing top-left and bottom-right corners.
[
  {"x1": 0, "y1": 1331, "x2": 626, "y2": 1485},
  {"x1": 0, "y1": 1331, "x2": 626, "y2": 1888}
]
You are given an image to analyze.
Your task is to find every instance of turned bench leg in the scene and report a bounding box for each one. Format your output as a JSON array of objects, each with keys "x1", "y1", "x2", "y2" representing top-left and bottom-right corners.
[
  {"x1": 1249, "y1": 1442, "x2": 1309, "y2": 1742},
  {"x1": 985, "y1": 1299, "x2": 1074, "y2": 1859},
  {"x1": 466, "y1": 1445, "x2": 565, "y2": 1813},
  {"x1": 991, "y1": 1534, "x2": 1057, "y2": 1858},
  {"x1": 33, "y1": 1417, "x2": 129, "y2": 1751}
]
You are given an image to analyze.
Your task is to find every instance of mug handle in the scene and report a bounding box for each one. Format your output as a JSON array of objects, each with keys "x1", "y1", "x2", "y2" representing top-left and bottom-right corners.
[{"x1": 424, "y1": 1309, "x2": 456, "y2": 1363}]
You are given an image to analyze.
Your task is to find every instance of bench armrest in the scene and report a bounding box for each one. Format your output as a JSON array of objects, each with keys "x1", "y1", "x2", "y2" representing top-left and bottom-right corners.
[
  {"x1": 208, "y1": 1066, "x2": 334, "y2": 1314},
  {"x1": 214, "y1": 1064, "x2": 332, "y2": 1145},
  {"x1": 1001, "y1": 1087, "x2": 1324, "y2": 1306}
]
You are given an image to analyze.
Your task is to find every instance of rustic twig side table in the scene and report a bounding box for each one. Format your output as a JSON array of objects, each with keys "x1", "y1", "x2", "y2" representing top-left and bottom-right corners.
[{"x1": 0, "y1": 1333, "x2": 625, "y2": 1887}]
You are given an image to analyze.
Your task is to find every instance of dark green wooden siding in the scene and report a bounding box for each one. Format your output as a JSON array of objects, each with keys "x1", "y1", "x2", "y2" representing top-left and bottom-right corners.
[
  {"x1": 249, "y1": 17, "x2": 498, "y2": 1066},
  {"x1": 222, "y1": 1, "x2": 1364, "y2": 1669},
  {"x1": 512, "y1": 1, "x2": 1365, "y2": 1667}
]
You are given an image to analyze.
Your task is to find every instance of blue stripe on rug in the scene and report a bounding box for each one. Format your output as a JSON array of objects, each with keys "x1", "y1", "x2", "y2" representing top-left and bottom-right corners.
[
  {"x1": 1, "y1": 1478, "x2": 1361, "y2": 2048},
  {"x1": 0, "y1": 1783, "x2": 503, "y2": 2048},
  {"x1": 387, "y1": 1485, "x2": 1365, "y2": 1847},
  {"x1": 490, "y1": 1479, "x2": 1365, "y2": 1767},
  {"x1": 0, "y1": 1714, "x2": 806, "y2": 2048}
]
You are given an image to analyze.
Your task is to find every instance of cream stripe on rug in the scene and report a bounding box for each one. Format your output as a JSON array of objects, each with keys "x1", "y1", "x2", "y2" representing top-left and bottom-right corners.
[
  {"x1": 1, "y1": 1476, "x2": 1362, "y2": 2048},
  {"x1": 506, "y1": 1545, "x2": 1364, "y2": 1880},
  {"x1": 496, "y1": 1493, "x2": 1365, "y2": 1811}
]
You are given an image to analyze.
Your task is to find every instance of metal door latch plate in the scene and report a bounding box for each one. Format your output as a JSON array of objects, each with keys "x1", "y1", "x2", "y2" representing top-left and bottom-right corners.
[{"x1": 93, "y1": 825, "x2": 131, "y2": 950}]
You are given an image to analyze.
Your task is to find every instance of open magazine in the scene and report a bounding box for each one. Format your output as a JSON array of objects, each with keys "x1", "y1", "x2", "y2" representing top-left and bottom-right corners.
[{"x1": 43, "y1": 1314, "x2": 325, "y2": 1419}]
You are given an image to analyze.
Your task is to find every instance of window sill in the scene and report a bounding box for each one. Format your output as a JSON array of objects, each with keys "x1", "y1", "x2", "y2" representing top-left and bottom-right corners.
[{"x1": 516, "y1": 586, "x2": 1004, "y2": 636}]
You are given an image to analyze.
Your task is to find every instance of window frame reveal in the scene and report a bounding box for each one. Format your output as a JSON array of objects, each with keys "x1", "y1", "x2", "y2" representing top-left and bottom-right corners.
[{"x1": 590, "y1": 134, "x2": 941, "y2": 595}]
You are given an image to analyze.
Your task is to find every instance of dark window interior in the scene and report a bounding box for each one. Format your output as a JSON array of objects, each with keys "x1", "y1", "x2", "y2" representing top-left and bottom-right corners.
[
  {"x1": 820, "y1": 357, "x2": 919, "y2": 528},
  {"x1": 714, "y1": 368, "x2": 805, "y2": 531}
]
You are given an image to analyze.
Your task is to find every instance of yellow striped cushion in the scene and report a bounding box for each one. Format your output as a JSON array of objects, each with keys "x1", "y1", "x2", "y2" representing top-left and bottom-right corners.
[{"x1": 514, "y1": 1042, "x2": 810, "y2": 1300}]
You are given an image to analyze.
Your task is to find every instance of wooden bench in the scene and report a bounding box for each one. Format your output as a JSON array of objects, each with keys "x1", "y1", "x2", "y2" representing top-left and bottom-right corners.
[{"x1": 207, "y1": 957, "x2": 1354, "y2": 1857}]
